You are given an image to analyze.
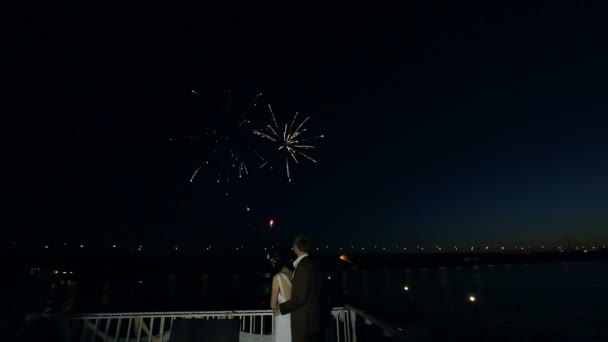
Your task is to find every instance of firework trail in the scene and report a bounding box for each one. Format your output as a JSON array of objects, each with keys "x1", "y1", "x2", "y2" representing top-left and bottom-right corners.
[{"x1": 185, "y1": 90, "x2": 261, "y2": 185}]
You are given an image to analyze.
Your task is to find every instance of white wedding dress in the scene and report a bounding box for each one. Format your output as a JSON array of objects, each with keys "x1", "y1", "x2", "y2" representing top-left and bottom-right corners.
[{"x1": 274, "y1": 273, "x2": 292, "y2": 342}]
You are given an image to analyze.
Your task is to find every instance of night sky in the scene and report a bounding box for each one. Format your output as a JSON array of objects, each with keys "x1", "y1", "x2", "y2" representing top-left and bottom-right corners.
[{"x1": 6, "y1": 2, "x2": 608, "y2": 250}]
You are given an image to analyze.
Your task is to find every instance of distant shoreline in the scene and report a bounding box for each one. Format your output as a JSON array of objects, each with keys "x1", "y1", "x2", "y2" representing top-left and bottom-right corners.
[
  {"x1": 3, "y1": 248, "x2": 607, "y2": 274},
  {"x1": 341, "y1": 250, "x2": 608, "y2": 269}
]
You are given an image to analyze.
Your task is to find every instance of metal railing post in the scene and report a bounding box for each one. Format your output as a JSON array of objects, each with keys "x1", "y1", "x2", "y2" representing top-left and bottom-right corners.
[
  {"x1": 158, "y1": 317, "x2": 165, "y2": 342},
  {"x1": 135, "y1": 317, "x2": 142, "y2": 342},
  {"x1": 103, "y1": 319, "x2": 111, "y2": 342},
  {"x1": 261, "y1": 314, "x2": 264, "y2": 335},
  {"x1": 147, "y1": 317, "x2": 155, "y2": 342},
  {"x1": 91, "y1": 319, "x2": 99, "y2": 342},
  {"x1": 349, "y1": 310, "x2": 357, "y2": 342},
  {"x1": 126, "y1": 318, "x2": 133, "y2": 341},
  {"x1": 343, "y1": 310, "x2": 349, "y2": 342},
  {"x1": 335, "y1": 313, "x2": 340, "y2": 342},
  {"x1": 116, "y1": 318, "x2": 123, "y2": 342}
]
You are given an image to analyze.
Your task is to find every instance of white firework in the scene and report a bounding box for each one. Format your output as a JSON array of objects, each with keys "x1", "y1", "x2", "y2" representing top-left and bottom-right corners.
[{"x1": 253, "y1": 104, "x2": 324, "y2": 182}]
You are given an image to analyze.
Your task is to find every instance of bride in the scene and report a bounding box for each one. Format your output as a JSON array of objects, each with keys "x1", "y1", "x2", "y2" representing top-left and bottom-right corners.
[{"x1": 270, "y1": 259, "x2": 293, "y2": 342}]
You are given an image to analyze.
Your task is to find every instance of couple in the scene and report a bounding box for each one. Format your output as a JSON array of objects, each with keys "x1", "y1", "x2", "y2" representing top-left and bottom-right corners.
[{"x1": 270, "y1": 236, "x2": 321, "y2": 342}]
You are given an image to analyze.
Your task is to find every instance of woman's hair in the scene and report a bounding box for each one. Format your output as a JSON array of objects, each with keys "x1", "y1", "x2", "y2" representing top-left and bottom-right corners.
[{"x1": 271, "y1": 253, "x2": 294, "y2": 273}]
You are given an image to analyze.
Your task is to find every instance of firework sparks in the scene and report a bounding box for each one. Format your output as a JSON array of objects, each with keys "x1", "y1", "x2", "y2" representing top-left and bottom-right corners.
[
  {"x1": 253, "y1": 104, "x2": 324, "y2": 182},
  {"x1": 185, "y1": 90, "x2": 261, "y2": 185}
]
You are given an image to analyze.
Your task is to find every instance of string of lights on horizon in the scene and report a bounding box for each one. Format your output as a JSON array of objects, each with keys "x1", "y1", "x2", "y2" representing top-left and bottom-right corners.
[{"x1": 7, "y1": 241, "x2": 607, "y2": 253}]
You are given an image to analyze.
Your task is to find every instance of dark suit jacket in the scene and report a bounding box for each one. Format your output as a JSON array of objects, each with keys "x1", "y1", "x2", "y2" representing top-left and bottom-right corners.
[{"x1": 279, "y1": 256, "x2": 321, "y2": 339}]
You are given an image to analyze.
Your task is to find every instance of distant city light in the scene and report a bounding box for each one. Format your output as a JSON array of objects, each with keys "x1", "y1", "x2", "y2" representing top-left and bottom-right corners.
[
  {"x1": 469, "y1": 295, "x2": 476, "y2": 302},
  {"x1": 113, "y1": 244, "x2": 117, "y2": 248},
  {"x1": 403, "y1": 285, "x2": 409, "y2": 291},
  {"x1": 327, "y1": 276, "x2": 331, "y2": 280},
  {"x1": 80, "y1": 244, "x2": 84, "y2": 248},
  {"x1": 44, "y1": 245, "x2": 49, "y2": 249},
  {"x1": 501, "y1": 246, "x2": 505, "y2": 250}
]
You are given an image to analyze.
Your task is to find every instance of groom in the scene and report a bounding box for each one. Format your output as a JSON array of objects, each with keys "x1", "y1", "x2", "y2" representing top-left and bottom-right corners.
[{"x1": 277, "y1": 235, "x2": 321, "y2": 342}]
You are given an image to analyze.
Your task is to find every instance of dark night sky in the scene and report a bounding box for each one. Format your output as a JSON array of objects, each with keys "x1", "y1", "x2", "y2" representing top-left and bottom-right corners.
[{"x1": 5, "y1": 2, "x2": 608, "y2": 249}]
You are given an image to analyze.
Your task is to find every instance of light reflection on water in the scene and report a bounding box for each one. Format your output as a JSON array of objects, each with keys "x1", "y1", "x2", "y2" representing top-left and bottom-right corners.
[
  {"x1": 43, "y1": 261, "x2": 608, "y2": 339},
  {"x1": 343, "y1": 261, "x2": 608, "y2": 340}
]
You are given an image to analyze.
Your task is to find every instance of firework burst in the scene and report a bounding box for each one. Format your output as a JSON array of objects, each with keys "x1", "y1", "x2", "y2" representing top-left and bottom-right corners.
[
  {"x1": 253, "y1": 104, "x2": 324, "y2": 182},
  {"x1": 184, "y1": 90, "x2": 262, "y2": 185}
]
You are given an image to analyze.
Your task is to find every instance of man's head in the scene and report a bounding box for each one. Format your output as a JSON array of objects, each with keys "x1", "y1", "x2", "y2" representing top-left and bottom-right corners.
[{"x1": 292, "y1": 235, "x2": 311, "y2": 257}]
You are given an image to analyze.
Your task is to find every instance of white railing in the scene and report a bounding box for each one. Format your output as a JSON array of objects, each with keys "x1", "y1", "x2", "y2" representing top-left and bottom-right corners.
[{"x1": 68, "y1": 307, "x2": 357, "y2": 342}]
